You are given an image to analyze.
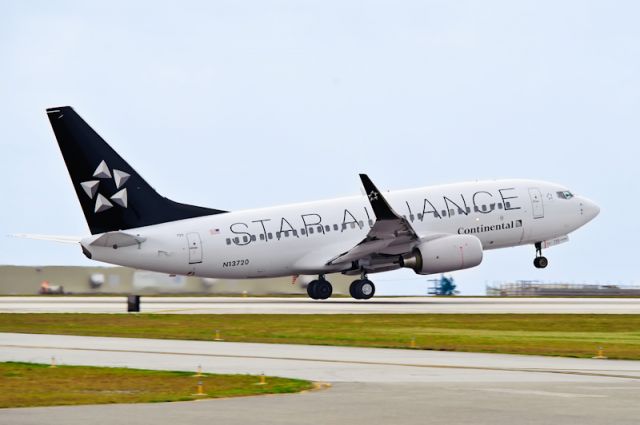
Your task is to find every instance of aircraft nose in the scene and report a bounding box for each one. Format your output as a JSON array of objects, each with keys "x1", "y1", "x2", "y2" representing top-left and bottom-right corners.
[{"x1": 579, "y1": 197, "x2": 600, "y2": 223}]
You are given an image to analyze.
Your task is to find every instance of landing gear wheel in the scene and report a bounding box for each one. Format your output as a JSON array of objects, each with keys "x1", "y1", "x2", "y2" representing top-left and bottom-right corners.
[
  {"x1": 349, "y1": 279, "x2": 375, "y2": 300},
  {"x1": 316, "y1": 280, "x2": 333, "y2": 300},
  {"x1": 307, "y1": 279, "x2": 332, "y2": 300},
  {"x1": 307, "y1": 280, "x2": 320, "y2": 299},
  {"x1": 359, "y1": 279, "x2": 375, "y2": 299},
  {"x1": 533, "y1": 256, "x2": 548, "y2": 269},
  {"x1": 350, "y1": 280, "x2": 363, "y2": 299},
  {"x1": 533, "y1": 242, "x2": 549, "y2": 269}
]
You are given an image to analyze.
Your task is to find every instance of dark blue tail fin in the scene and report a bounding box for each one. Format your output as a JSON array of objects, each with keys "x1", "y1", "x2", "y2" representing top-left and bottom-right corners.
[{"x1": 47, "y1": 106, "x2": 226, "y2": 234}]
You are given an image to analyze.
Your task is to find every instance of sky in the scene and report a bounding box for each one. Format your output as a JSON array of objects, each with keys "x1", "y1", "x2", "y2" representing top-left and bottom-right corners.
[{"x1": 1, "y1": 1, "x2": 639, "y2": 295}]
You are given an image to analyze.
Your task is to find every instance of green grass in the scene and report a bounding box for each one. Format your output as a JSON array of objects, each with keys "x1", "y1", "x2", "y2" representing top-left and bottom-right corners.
[
  {"x1": 0, "y1": 361, "x2": 313, "y2": 408},
  {"x1": 1, "y1": 314, "x2": 640, "y2": 359}
]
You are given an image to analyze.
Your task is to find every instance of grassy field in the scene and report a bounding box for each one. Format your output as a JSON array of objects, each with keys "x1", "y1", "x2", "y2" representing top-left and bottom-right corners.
[
  {"x1": 1, "y1": 314, "x2": 639, "y2": 360},
  {"x1": 0, "y1": 362, "x2": 312, "y2": 408}
]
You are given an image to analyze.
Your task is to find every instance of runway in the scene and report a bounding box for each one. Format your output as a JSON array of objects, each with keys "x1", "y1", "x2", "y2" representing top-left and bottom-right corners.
[
  {"x1": 1, "y1": 333, "x2": 640, "y2": 424},
  {"x1": 1, "y1": 296, "x2": 639, "y2": 314}
]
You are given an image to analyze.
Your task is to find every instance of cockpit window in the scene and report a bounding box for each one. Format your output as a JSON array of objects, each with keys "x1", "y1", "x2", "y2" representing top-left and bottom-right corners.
[{"x1": 557, "y1": 191, "x2": 574, "y2": 200}]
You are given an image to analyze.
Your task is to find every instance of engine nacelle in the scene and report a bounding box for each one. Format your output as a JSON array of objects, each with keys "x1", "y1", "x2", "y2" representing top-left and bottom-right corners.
[{"x1": 400, "y1": 235, "x2": 483, "y2": 275}]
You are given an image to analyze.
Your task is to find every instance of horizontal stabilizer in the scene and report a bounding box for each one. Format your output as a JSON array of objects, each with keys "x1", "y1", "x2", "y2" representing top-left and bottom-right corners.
[
  {"x1": 9, "y1": 234, "x2": 81, "y2": 244},
  {"x1": 89, "y1": 231, "x2": 146, "y2": 248}
]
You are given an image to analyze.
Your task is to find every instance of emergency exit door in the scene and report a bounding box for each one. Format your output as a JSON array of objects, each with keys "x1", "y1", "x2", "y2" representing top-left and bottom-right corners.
[
  {"x1": 186, "y1": 232, "x2": 203, "y2": 264},
  {"x1": 528, "y1": 188, "x2": 544, "y2": 219}
]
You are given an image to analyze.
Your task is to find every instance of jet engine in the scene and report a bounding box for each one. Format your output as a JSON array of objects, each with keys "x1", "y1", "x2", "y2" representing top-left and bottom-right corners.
[{"x1": 400, "y1": 235, "x2": 483, "y2": 275}]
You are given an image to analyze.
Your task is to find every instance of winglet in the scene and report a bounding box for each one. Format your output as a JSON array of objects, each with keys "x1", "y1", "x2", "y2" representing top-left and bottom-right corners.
[{"x1": 359, "y1": 174, "x2": 399, "y2": 220}]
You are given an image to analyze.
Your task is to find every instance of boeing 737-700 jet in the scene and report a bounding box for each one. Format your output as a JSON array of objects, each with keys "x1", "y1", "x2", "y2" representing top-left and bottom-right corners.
[{"x1": 22, "y1": 106, "x2": 600, "y2": 300}]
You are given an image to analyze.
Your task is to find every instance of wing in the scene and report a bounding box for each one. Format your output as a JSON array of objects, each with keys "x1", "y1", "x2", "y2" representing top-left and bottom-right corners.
[{"x1": 327, "y1": 174, "x2": 426, "y2": 267}]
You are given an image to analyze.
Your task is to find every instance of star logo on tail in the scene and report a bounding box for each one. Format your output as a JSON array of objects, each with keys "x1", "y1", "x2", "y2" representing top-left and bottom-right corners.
[{"x1": 80, "y1": 160, "x2": 130, "y2": 213}]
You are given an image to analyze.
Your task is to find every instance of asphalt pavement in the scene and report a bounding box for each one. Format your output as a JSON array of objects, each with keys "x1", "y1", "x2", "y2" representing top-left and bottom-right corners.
[
  {"x1": 1, "y1": 332, "x2": 640, "y2": 425},
  {"x1": 1, "y1": 296, "x2": 639, "y2": 314}
]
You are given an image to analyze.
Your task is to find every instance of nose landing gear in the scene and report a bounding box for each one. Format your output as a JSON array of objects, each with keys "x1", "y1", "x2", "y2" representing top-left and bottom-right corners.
[{"x1": 533, "y1": 242, "x2": 549, "y2": 269}]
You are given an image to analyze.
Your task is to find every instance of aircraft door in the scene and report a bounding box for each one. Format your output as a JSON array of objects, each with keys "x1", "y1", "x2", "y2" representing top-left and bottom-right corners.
[
  {"x1": 528, "y1": 188, "x2": 544, "y2": 219},
  {"x1": 186, "y1": 232, "x2": 203, "y2": 264}
]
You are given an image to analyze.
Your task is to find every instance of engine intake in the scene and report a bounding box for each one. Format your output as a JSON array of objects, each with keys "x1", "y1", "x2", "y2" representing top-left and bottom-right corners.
[{"x1": 400, "y1": 235, "x2": 483, "y2": 275}]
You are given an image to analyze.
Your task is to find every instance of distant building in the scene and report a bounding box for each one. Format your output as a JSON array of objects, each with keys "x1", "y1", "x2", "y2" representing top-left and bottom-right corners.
[
  {"x1": 0, "y1": 265, "x2": 354, "y2": 296},
  {"x1": 486, "y1": 280, "x2": 640, "y2": 297}
]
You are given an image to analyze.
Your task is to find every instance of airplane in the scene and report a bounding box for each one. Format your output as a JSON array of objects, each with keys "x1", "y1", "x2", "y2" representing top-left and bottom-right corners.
[{"x1": 22, "y1": 106, "x2": 600, "y2": 300}]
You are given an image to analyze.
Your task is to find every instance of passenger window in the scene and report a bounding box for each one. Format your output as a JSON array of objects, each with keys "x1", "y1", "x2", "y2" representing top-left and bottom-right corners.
[
  {"x1": 333, "y1": 224, "x2": 339, "y2": 231},
  {"x1": 417, "y1": 213, "x2": 423, "y2": 220},
  {"x1": 358, "y1": 221, "x2": 364, "y2": 228},
  {"x1": 284, "y1": 231, "x2": 290, "y2": 238},
  {"x1": 276, "y1": 231, "x2": 281, "y2": 239},
  {"x1": 325, "y1": 225, "x2": 331, "y2": 232},
  {"x1": 368, "y1": 219, "x2": 374, "y2": 226},
  {"x1": 449, "y1": 209, "x2": 455, "y2": 216},
  {"x1": 458, "y1": 208, "x2": 464, "y2": 215},
  {"x1": 259, "y1": 234, "x2": 265, "y2": 241},
  {"x1": 309, "y1": 227, "x2": 314, "y2": 234},
  {"x1": 342, "y1": 223, "x2": 347, "y2": 230},
  {"x1": 497, "y1": 203, "x2": 503, "y2": 210},
  {"x1": 243, "y1": 236, "x2": 249, "y2": 243},
  {"x1": 481, "y1": 205, "x2": 487, "y2": 212},
  {"x1": 226, "y1": 238, "x2": 231, "y2": 245},
  {"x1": 317, "y1": 225, "x2": 323, "y2": 233},
  {"x1": 505, "y1": 202, "x2": 511, "y2": 209},
  {"x1": 466, "y1": 207, "x2": 471, "y2": 214},
  {"x1": 233, "y1": 237, "x2": 239, "y2": 244},
  {"x1": 251, "y1": 235, "x2": 256, "y2": 242},
  {"x1": 293, "y1": 230, "x2": 298, "y2": 237},
  {"x1": 301, "y1": 228, "x2": 307, "y2": 235},
  {"x1": 474, "y1": 206, "x2": 479, "y2": 212},
  {"x1": 409, "y1": 214, "x2": 415, "y2": 221},
  {"x1": 350, "y1": 222, "x2": 356, "y2": 229},
  {"x1": 268, "y1": 233, "x2": 273, "y2": 240}
]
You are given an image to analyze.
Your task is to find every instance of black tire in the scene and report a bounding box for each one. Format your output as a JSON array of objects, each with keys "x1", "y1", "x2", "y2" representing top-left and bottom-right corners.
[
  {"x1": 307, "y1": 280, "x2": 319, "y2": 299},
  {"x1": 360, "y1": 279, "x2": 375, "y2": 299},
  {"x1": 316, "y1": 280, "x2": 333, "y2": 300},
  {"x1": 349, "y1": 279, "x2": 375, "y2": 300},
  {"x1": 533, "y1": 256, "x2": 549, "y2": 269},
  {"x1": 350, "y1": 280, "x2": 363, "y2": 299},
  {"x1": 537, "y1": 256, "x2": 548, "y2": 268}
]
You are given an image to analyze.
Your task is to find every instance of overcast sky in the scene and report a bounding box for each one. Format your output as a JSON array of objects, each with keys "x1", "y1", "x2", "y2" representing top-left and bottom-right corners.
[{"x1": 2, "y1": 1, "x2": 639, "y2": 295}]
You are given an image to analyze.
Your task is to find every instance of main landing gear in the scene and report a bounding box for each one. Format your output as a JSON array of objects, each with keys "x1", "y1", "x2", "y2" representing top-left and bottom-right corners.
[
  {"x1": 349, "y1": 272, "x2": 375, "y2": 300},
  {"x1": 306, "y1": 273, "x2": 377, "y2": 300},
  {"x1": 307, "y1": 276, "x2": 333, "y2": 300},
  {"x1": 533, "y1": 242, "x2": 549, "y2": 269}
]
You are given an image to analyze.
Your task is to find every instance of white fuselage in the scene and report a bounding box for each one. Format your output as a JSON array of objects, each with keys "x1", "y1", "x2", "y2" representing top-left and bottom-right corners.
[{"x1": 83, "y1": 179, "x2": 599, "y2": 279}]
